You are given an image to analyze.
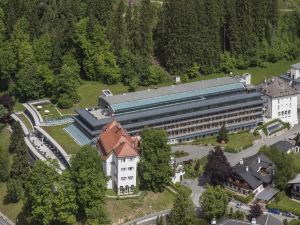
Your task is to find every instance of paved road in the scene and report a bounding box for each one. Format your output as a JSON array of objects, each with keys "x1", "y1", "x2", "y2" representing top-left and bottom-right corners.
[
  {"x1": 173, "y1": 123, "x2": 300, "y2": 208},
  {"x1": 172, "y1": 123, "x2": 300, "y2": 166},
  {"x1": 171, "y1": 145, "x2": 213, "y2": 163}
]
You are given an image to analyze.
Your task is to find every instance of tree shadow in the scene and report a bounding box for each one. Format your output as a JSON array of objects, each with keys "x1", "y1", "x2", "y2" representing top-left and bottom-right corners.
[{"x1": 198, "y1": 175, "x2": 209, "y2": 187}]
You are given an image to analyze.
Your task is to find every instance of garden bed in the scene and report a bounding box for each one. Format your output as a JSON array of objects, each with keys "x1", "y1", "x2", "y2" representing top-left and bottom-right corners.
[{"x1": 193, "y1": 132, "x2": 256, "y2": 153}]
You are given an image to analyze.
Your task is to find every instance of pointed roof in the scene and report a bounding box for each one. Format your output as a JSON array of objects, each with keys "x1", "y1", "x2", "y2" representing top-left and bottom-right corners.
[
  {"x1": 114, "y1": 142, "x2": 138, "y2": 158},
  {"x1": 98, "y1": 120, "x2": 138, "y2": 159}
]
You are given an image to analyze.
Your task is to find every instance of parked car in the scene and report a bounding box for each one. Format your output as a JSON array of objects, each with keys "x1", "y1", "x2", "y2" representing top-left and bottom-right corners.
[
  {"x1": 235, "y1": 203, "x2": 241, "y2": 209},
  {"x1": 281, "y1": 211, "x2": 295, "y2": 218},
  {"x1": 268, "y1": 208, "x2": 280, "y2": 215}
]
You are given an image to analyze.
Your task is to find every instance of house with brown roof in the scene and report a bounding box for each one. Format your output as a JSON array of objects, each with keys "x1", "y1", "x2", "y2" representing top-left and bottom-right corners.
[{"x1": 97, "y1": 120, "x2": 139, "y2": 195}]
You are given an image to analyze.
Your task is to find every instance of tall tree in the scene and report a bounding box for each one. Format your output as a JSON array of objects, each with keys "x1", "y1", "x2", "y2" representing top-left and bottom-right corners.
[
  {"x1": 9, "y1": 121, "x2": 23, "y2": 153},
  {"x1": 109, "y1": 0, "x2": 126, "y2": 56},
  {"x1": 24, "y1": 161, "x2": 77, "y2": 225},
  {"x1": 168, "y1": 189, "x2": 197, "y2": 225},
  {"x1": 217, "y1": 125, "x2": 228, "y2": 143},
  {"x1": 70, "y1": 145, "x2": 109, "y2": 225},
  {"x1": 204, "y1": 146, "x2": 232, "y2": 186},
  {"x1": 249, "y1": 203, "x2": 263, "y2": 219},
  {"x1": 0, "y1": 146, "x2": 9, "y2": 182},
  {"x1": 139, "y1": 128, "x2": 172, "y2": 192},
  {"x1": 139, "y1": 0, "x2": 156, "y2": 59},
  {"x1": 200, "y1": 185, "x2": 228, "y2": 220}
]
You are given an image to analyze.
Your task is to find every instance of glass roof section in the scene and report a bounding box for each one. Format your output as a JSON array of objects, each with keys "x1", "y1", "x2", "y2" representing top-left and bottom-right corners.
[{"x1": 110, "y1": 83, "x2": 244, "y2": 112}]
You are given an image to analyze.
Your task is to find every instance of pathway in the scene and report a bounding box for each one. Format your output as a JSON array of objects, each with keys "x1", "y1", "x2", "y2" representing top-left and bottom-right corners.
[{"x1": 173, "y1": 123, "x2": 300, "y2": 208}]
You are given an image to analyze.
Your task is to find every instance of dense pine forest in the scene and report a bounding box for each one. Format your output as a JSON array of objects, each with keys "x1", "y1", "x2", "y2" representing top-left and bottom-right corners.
[{"x1": 0, "y1": 0, "x2": 300, "y2": 108}]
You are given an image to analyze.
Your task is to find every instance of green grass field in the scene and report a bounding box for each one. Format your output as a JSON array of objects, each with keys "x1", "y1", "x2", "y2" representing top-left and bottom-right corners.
[
  {"x1": 17, "y1": 113, "x2": 33, "y2": 130},
  {"x1": 0, "y1": 126, "x2": 11, "y2": 152},
  {"x1": 43, "y1": 125, "x2": 81, "y2": 155},
  {"x1": 34, "y1": 104, "x2": 61, "y2": 119},
  {"x1": 105, "y1": 190, "x2": 175, "y2": 224},
  {"x1": 194, "y1": 132, "x2": 256, "y2": 153},
  {"x1": 268, "y1": 192, "x2": 300, "y2": 216},
  {"x1": 0, "y1": 183, "x2": 23, "y2": 222},
  {"x1": 58, "y1": 58, "x2": 299, "y2": 114}
]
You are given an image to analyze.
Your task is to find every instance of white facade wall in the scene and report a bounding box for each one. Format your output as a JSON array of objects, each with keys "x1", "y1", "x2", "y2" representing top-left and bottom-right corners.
[
  {"x1": 104, "y1": 154, "x2": 113, "y2": 189},
  {"x1": 253, "y1": 184, "x2": 264, "y2": 195},
  {"x1": 117, "y1": 156, "x2": 139, "y2": 194},
  {"x1": 291, "y1": 68, "x2": 300, "y2": 79},
  {"x1": 267, "y1": 95, "x2": 298, "y2": 126},
  {"x1": 101, "y1": 152, "x2": 139, "y2": 195}
]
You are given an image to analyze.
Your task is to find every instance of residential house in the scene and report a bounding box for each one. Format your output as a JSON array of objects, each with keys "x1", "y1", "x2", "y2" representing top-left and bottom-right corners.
[
  {"x1": 226, "y1": 153, "x2": 276, "y2": 196},
  {"x1": 96, "y1": 120, "x2": 139, "y2": 195},
  {"x1": 215, "y1": 214, "x2": 283, "y2": 225},
  {"x1": 270, "y1": 140, "x2": 300, "y2": 154},
  {"x1": 280, "y1": 62, "x2": 300, "y2": 108},
  {"x1": 258, "y1": 77, "x2": 298, "y2": 126},
  {"x1": 288, "y1": 174, "x2": 300, "y2": 201}
]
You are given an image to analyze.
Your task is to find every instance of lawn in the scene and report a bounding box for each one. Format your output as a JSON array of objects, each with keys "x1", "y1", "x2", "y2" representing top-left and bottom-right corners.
[
  {"x1": 43, "y1": 125, "x2": 81, "y2": 155},
  {"x1": 34, "y1": 103, "x2": 62, "y2": 120},
  {"x1": 194, "y1": 132, "x2": 256, "y2": 153},
  {"x1": 0, "y1": 126, "x2": 11, "y2": 152},
  {"x1": 190, "y1": 58, "x2": 300, "y2": 85},
  {"x1": 55, "y1": 58, "x2": 299, "y2": 114},
  {"x1": 0, "y1": 183, "x2": 23, "y2": 222},
  {"x1": 59, "y1": 81, "x2": 129, "y2": 114},
  {"x1": 105, "y1": 190, "x2": 175, "y2": 224},
  {"x1": 18, "y1": 113, "x2": 33, "y2": 130},
  {"x1": 268, "y1": 192, "x2": 300, "y2": 216}
]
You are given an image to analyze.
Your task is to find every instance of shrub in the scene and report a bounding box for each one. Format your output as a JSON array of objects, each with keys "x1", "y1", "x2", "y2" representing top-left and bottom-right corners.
[
  {"x1": 6, "y1": 179, "x2": 23, "y2": 203},
  {"x1": 172, "y1": 150, "x2": 189, "y2": 158},
  {"x1": 57, "y1": 94, "x2": 73, "y2": 109}
]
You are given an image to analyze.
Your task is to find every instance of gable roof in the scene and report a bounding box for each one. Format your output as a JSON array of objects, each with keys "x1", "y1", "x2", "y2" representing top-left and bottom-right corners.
[
  {"x1": 217, "y1": 214, "x2": 283, "y2": 225},
  {"x1": 232, "y1": 153, "x2": 275, "y2": 189},
  {"x1": 258, "y1": 77, "x2": 298, "y2": 98},
  {"x1": 270, "y1": 140, "x2": 294, "y2": 153},
  {"x1": 98, "y1": 120, "x2": 138, "y2": 159},
  {"x1": 292, "y1": 62, "x2": 300, "y2": 70},
  {"x1": 288, "y1": 173, "x2": 300, "y2": 184}
]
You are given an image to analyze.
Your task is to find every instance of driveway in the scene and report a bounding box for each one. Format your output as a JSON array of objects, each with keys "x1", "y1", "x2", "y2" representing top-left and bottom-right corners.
[
  {"x1": 171, "y1": 145, "x2": 213, "y2": 163},
  {"x1": 174, "y1": 123, "x2": 300, "y2": 207}
]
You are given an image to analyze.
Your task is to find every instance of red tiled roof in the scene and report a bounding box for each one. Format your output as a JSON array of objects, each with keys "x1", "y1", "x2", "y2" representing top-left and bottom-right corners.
[
  {"x1": 98, "y1": 120, "x2": 138, "y2": 159},
  {"x1": 114, "y1": 142, "x2": 138, "y2": 158}
]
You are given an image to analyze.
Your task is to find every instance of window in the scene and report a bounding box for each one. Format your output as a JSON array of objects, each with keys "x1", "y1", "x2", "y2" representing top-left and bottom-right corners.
[
  {"x1": 121, "y1": 177, "x2": 126, "y2": 181},
  {"x1": 278, "y1": 112, "x2": 281, "y2": 116},
  {"x1": 129, "y1": 158, "x2": 134, "y2": 161},
  {"x1": 288, "y1": 110, "x2": 291, "y2": 115},
  {"x1": 121, "y1": 158, "x2": 125, "y2": 163},
  {"x1": 128, "y1": 176, "x2": 134, "y2": 180},
  {"x1": 121, "y1": 168, "x2": 126, "y2": 171},
  {"x1": 128, "y1": 167, "x2": 134, "y2": 171}
]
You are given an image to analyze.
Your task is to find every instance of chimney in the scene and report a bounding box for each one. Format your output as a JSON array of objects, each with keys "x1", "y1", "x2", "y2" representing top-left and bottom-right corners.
[
  {"x1": 251, "y1": 218, "x2": 256, "y2": 224},
  {"x1": 240, "y1": 158, "x2": 244, "y2": 165},
  {"x1": 246, "y1": 166, "x2": 249, "y2": 172},
  {"x1": 258, "y1": 157, "x2": 261, "y2": 164},
  {"x1": 211, "y1": 218, "x2": 216, "y2": 225}
]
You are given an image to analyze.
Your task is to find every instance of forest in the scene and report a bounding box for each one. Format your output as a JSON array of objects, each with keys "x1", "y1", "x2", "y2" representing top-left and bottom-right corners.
[{"x1": 0, "y1": 0, "x2": 299, "y2": 109}]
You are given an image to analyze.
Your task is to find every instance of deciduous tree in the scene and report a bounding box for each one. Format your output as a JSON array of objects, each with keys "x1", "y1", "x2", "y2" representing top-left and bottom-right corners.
[
  {"x1": 168, "y1": 189, "x2": 197, "y2": 225},
  {"x1": 24, "y1": 161, "x2": 77, "y2": 225},
  {"x1": 204, "y1": 146, "x2": 232, "y2": 186},
  {"x1": 70, "y1": 145, "x2": 109, "y2": 224},
  {"x1": 139, "y1": 128, "x2": 172, "y2": 192},
  {"x1": 249, "y1": 203, "x2": 263, "y2": 219},
  {"x1": 200, "y1": 185, "x2": 228, "y2": 220},
  {"x1": 0, "y1": 146, "x2": 9, "y2": 181}
]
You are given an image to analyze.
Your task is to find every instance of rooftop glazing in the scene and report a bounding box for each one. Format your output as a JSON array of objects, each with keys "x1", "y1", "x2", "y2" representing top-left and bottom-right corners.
[{"x1": 110, "y1": 82, "x2": 244, "y2": 113}]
